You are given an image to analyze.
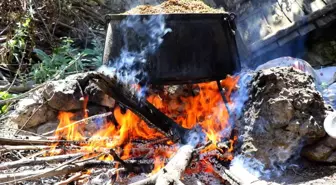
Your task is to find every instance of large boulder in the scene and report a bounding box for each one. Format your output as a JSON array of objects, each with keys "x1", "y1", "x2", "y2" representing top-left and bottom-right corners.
[{"x1": 238, "y1": 67, "x2": 331, "y2": 168}]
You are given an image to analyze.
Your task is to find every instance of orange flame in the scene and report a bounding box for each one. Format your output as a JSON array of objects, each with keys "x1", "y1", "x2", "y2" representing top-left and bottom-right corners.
[
  {"x1": 50, "y1": 76, "x2": 239, "y2": 173},
  {"x1": 55, "y1": 112, "x2": 84, "y2": 141},
  {"x1": 148, "y1": 76, "x2": 239, "y2": 145}
]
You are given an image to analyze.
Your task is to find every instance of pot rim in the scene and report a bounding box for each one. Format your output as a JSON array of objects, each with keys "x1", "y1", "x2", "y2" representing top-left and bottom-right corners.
[{"x1": 105, "y1": 13, "x2": 235, "y2": 22}]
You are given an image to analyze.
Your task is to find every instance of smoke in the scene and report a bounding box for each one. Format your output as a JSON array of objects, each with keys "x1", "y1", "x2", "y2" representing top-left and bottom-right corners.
[{"x1": 98, "y1": 15, "x2": 171, "y2": 97}]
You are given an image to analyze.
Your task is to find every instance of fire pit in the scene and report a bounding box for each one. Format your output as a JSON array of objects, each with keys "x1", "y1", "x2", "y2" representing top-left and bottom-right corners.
[{"x1": 2, "y1": 5, "x2": 335, "y2": 185}]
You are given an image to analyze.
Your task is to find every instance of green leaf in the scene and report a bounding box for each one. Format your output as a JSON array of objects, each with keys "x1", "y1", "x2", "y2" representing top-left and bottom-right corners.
[
  {"x1": 34, "y1": 48, "x2": 51, "y2": 62},
  {"x1": 1, "y1": 104, "x2": 8, "y2": 113}
]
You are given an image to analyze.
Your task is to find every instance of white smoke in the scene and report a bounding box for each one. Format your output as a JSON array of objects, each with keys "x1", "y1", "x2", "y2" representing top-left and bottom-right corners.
[{"x1": 98, "y1": 15, "x2": 171, "y2": 97}]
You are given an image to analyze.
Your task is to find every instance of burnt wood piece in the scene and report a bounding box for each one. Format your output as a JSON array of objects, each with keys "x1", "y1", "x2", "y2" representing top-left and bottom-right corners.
[
  {"x1": 87, "y1": 72, "x2": 190, "y2": 143},
  {"x1": 130, "y1": 144, "x2": 195, "y2": 185}
]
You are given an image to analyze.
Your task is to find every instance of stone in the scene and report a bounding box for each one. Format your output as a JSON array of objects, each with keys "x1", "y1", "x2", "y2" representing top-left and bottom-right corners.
[
  {"x1": 6, "y1": 90, "x2": 58, "y2": 128},
  {"x1": 238, "y1": 67, "x2": 330, "y2": 168},
  {"x1": 302, "y1": 136, "x2": 336, "y2": 163},
  {"x1": 36, "y1": 121, "x2": 58, "y2": 135},
  {"x1": 43, "y1": 80, "x2": 84, "y2": 111},
  {"x1": 85, "y1": 83, "x2": 115, "y2": 108}
]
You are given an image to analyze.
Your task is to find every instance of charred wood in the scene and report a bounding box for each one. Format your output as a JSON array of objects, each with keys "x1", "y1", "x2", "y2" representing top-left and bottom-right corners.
[
  {"x1": 208, "y1": 158, "x2": 242, "y2": 185},
  {"x1": 87, "y1": 72, "x2": 191, "y2": 143}
]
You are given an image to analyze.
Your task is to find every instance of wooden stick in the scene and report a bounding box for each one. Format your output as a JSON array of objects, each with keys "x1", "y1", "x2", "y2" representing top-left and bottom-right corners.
[
  {"x1": 0, "y1": 145, "x2": 52, "y2": 152},
  {"x1": 88, "y1": 72, "x2": 190, "y2": 143},
  {"x1": 0, "y1": 153, "x2": 83, "y2": 170},
  {"x1": 130, "y1": 145, "x2": 195, "y2": 185},
  {"x1": 0, "y1": 159, "x2": 116, "y2": 184},
  {"x1": 54, "y1": 172, "x2": 83, "y2": 185},
  {"x1": 206, "y1": 158, "x2": 242, "y2": 185},
  {"x1": 0, "y1": 136, "x2": 82, "y2": 145},
  {"x1": 42, "y1": 112, "x2": 112, "y2": 136}
]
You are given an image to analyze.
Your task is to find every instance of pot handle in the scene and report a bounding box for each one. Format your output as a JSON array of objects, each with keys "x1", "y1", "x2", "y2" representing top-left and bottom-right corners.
[{"x1": 225, "y1": 13, "x2": 237, "y2": 36}]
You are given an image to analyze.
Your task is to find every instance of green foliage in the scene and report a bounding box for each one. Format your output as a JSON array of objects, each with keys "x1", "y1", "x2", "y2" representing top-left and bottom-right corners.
[
  {"x1": 2, "y1": 15, "x2": 33, "y2": 63},
  {"x1": 31, "y1": 37, "x2": 103, "y2": 83},
  {"x1": 0, "y1": 91, "x2": 14, "y2": 114}
]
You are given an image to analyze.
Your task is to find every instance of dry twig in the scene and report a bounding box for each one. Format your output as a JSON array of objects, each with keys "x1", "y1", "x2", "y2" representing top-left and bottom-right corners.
[
  {"x1": 0, "y1": 153, "x2": 83, "y2": 170},
  {"x1": 0, "y1": 159, "x2": 116, "y2": 184},
  {"x1": 42, "y1": 112, "x2": 113, "y2": 136}
]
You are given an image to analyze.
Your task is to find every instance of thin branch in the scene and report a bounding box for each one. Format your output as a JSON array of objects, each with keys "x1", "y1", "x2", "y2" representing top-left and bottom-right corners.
[
  {"x1": 0, "y1": 136, "x2": 82, "y2": 145},
  {"x1": 0, "y1": 145, "x2": 51, "y2": 152},
  {"x1": 32, "y1": 0, "x2": 53, "y2": 40},
  {"x1": 42, "y1": 112, "x2": 112, "y2": 136},
  {"x1": 0, "y1": 159, "x2": 117, "y2": 184},
  {"x1": 54, "y1": 172, "x2": 83, "y2": 185},
  {"x1": 0, "y1": 153, "x2": 83, "y2": 170}
]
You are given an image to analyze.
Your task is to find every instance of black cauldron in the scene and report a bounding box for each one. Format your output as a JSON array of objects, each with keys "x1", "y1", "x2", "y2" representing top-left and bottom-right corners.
[{"x1": 103, "y1": 13, "x2": 241, "y2": 85}]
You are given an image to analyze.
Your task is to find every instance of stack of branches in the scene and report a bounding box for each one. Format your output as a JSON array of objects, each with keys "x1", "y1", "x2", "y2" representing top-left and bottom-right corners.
[{"x1": 0, "y1": 132, "x2": 241, "y2": 185}]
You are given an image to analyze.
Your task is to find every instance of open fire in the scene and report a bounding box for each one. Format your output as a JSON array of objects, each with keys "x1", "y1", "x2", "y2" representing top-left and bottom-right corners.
[{"x1": 47, "y1": 75, "x2": 239, "y2": 182}]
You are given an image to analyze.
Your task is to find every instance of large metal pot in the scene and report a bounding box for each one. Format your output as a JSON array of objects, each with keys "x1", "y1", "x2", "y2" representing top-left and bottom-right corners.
[{"x1": 103, "y1": 13, "x2": 241, "y2": 85}]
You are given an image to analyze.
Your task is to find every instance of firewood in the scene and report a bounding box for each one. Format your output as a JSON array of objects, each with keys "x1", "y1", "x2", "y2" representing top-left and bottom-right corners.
[
  {"x1": 42, "y1": 112, "x2": 113, "y2": 136},
  {"x1": 87, "y1": 72, "x2": 191, "y2": 143},
  {"x1": 0, "y1": 160, "x2": 115, "y2": 184},
  {"x1": 207, "y1": 158, "x2": 242, "y2": 185},
  {"x1": 0, "y1": 145, "x2": 52, "y2": 152},
  {"x1": 54, "y1": 172, "x2": 84, "y2": 185},
  {"x1": 0, "y1": 153, "x2": 83, "y2": 170},
  {"x1": 130, "y1": 144, "x2": 195, "y2": 185},
  {"x1": 0, "y1": 136, "x2": 82, "y2": 145}
]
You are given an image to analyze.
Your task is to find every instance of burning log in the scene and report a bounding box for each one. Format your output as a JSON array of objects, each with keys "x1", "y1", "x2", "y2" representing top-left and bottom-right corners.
[
  {"x1": 130, "y1": 144, "x2": 195, "y2": 185},
  {"x1": 87, "y1": 72, "x2": 191, "y2": 143}
]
